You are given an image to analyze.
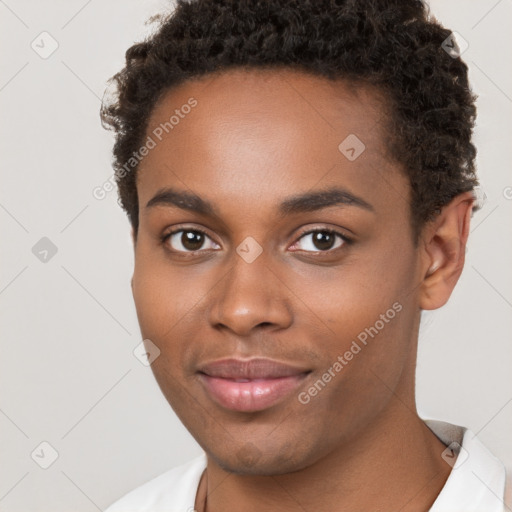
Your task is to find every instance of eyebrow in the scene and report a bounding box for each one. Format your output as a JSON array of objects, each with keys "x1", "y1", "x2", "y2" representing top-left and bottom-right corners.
[{"x1": 145, "y1": 186, "x2": 374, "y2": 217}]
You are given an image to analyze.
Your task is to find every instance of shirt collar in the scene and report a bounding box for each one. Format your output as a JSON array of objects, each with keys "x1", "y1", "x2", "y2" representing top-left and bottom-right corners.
[{"x1": 423, "y1": 418, "x2": 506, "y2": 512}]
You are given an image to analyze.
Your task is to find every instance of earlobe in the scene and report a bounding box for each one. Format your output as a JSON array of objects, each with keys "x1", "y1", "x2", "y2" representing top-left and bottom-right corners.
[{"x1": 419, "y1": 191, "x2": 475, "y2": 310}]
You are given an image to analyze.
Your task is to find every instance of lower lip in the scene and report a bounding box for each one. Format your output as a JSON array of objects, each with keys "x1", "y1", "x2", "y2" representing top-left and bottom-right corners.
[{"x1": 198, "y1": 373, "x2": 308, "y2": 412}]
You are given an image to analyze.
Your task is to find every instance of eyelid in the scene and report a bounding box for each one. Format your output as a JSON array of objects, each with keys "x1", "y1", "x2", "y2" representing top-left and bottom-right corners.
[
  {"x1": 294, "y1": 225, "x2": 352, "y2": 241},
  {"x1": 162, "y1": 225, "x2": 211, "y2": 239}
]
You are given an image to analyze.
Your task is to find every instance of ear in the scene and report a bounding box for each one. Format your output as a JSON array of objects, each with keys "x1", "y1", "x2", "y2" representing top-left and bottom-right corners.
[{"x1": 419, "y1": 191, "x2": 475, "y2": 310}]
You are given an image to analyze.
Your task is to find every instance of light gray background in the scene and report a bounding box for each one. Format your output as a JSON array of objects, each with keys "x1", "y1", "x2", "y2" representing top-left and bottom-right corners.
[{"x1": 1, "y1": 1, "x2": 511, "y2": 511}]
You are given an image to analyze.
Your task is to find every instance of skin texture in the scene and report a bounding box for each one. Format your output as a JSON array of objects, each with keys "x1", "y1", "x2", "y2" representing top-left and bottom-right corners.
[{"x1": 130, "y1": 69, "x2": 474, "y2": 512}]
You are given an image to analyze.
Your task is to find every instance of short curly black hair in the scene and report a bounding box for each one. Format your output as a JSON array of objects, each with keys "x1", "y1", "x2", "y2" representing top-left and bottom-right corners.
[{"x1": 100, "y1": 0, "x2": 478, "y2": 240}]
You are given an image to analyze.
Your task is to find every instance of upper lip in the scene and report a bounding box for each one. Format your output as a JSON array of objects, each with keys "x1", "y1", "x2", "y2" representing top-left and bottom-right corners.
[{"x1": 198, "y1": 358, "x2": 311, "y2": 379}]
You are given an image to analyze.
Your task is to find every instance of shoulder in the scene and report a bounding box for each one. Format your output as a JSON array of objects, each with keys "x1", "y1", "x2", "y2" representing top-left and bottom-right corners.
[{"x1": 104, "y1": 453, "x2": 207, "y2": 512}]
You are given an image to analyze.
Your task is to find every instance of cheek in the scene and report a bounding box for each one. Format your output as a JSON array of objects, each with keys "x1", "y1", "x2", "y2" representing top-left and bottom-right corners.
[
  {"x1": 131, "y1": 252, "x2": 205, "y2": 411},
  {"x1": 131, "y1": 244, "x2": 218, "y2": 390},
  {"x1": 132, "y1": 245, "x2": 207, "y2": 339},
  {"x1": 296, "y1": 241, "x2": 417, "y2": 389},
  {"x1": 295, "y1": 254, "x2": 411, "y2": 343}
]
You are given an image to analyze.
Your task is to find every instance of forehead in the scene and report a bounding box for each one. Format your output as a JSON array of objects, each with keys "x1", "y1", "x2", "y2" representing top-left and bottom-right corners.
[{"x1": 136, "y1": 68, "x2": 409, "y2": 221}]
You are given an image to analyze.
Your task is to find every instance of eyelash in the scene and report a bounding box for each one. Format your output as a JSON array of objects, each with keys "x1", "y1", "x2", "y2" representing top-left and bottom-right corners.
[{"x1": 160, "y1": 226, "x2": 352, "y2": 257}]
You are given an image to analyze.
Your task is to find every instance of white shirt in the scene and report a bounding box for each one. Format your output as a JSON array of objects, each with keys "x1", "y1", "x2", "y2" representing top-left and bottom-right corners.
[{"x1": 105, "y1": 419, "x2": 509, "y2": 512}]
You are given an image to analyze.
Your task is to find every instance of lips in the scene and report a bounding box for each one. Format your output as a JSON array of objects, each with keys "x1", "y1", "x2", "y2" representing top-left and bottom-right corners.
[{"x1": 197, "y1": 358, "x2": 310, "y2": 412}]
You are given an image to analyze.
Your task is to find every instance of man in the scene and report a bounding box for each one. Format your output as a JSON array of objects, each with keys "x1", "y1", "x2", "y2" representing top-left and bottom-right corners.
[{"x1": 101, "y1": 0, "x2": 510, "y2": 510}]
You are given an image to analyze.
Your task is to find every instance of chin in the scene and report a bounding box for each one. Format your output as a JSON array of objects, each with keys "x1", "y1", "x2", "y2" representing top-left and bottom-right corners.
[{"x1": 208, "y1": 441, "x2": 316, "y2": 476}]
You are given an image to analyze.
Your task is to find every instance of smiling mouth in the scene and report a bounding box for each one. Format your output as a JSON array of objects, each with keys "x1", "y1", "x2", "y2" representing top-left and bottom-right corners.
[
  {"x1": 197, "y1": 358, "x2": 311, "y2": 412},
  {"x1": 198, "y1": 373, "x2": 310, "y2": 412}
]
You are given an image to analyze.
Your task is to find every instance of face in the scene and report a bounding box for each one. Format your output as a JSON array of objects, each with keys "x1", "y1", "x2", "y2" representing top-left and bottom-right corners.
[{"x1": 132, "y1": 69, "x2": 424, "y2": 475}]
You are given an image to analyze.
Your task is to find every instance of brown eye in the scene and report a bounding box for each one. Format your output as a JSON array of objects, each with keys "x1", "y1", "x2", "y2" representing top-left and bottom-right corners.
[
  {"x1": 163, "y1": 229, "x2": 220, "y2": 253},
  {"x1": 293, "y1": 229, "x2": 347, "y2": 252}
]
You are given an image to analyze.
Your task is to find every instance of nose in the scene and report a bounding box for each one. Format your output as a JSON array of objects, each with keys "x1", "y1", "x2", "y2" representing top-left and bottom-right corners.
[{"x1": 208, "y1": 251, "x2": 293, "y2": 337}]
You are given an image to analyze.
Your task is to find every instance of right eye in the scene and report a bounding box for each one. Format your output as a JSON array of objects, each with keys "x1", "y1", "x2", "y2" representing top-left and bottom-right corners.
[{"x1": 161, "y1": 227, "x2": 221, "y2": 254}]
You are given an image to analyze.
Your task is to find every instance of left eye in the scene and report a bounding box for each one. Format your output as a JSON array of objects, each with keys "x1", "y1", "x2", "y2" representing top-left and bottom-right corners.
[{"x1": 291, "y1": 229, "x2": 347, "y2": 252}]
